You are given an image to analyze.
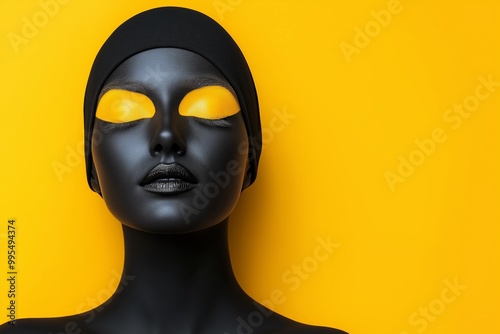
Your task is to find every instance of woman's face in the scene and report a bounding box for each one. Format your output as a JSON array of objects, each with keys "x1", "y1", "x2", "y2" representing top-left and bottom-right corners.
[{"x1": 91, "y1": 48, "x2": 250, "y2": 233}]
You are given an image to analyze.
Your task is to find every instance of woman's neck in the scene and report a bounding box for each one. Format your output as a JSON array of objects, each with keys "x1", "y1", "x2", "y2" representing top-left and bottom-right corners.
[{"x1": 111, "y1": 219, "x2": 247, "y2": 320}]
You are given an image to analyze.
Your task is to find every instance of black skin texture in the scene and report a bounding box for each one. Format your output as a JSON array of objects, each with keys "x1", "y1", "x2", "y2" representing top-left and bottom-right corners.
[{"x1": 0, "y1": 49, "x2": 346, "y2": 334}]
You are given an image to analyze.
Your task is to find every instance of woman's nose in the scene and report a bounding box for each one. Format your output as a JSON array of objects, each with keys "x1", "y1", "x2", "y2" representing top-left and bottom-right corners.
[{"x1": 149, "y1": 102, "x2": 186, "y2": 157}]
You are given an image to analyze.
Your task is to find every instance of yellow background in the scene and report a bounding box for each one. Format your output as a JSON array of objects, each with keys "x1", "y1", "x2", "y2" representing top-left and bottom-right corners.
[{"x1": 1, "y1": 1, "x2": 499, "y2": 333}]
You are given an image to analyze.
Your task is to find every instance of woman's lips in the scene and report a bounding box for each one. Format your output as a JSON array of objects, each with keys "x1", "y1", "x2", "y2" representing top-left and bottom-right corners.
[{"x1": 140, "y1": 163, "x2": 198, "y2": 194}]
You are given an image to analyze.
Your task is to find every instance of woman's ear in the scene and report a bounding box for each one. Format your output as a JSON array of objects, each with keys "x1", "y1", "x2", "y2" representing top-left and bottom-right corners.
[
  {"x1": 90, "y1": 164, "x2": 102, "y2": 195},
  {"x1": 242, "y1": 161, "x2": 252, "y2": 190}
]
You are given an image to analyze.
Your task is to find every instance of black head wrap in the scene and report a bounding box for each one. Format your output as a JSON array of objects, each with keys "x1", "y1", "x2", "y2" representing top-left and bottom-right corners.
[{"x1": 84, "y1": 7, "x2": 262, "y2": 190}]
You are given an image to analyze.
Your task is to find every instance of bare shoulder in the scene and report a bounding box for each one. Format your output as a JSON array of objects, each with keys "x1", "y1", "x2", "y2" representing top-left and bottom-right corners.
[
  {"x1": 259, "y1": 313, "x2": 346, "y2": 334},
  {"x1": 277, "y1": 324, "x2": 348, "y2": 334},
  {"x1": 0, "y1": 312, "x2": 347, "y2": 334},
  {"x1": 0, "y1": 316, "x2": 97, "y2": 334}
]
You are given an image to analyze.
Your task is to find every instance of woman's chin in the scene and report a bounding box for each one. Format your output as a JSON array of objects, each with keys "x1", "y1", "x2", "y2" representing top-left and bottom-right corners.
[{"x1": 118, "y1": 214, "x2": 227, "y2": 234}]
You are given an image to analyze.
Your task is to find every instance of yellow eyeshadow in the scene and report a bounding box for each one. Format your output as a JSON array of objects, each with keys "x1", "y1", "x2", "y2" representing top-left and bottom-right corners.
[
  {"x1": 178, "y1": 85, "x2": 240, "y2": 120},
  {"x1": 96, "y1": 89, "x2": 155, "y2": 123}
]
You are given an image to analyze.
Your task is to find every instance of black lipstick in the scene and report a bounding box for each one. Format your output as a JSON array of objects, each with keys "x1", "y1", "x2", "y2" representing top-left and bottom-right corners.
[{"x1": 140, "y1": 163, "x2": 198, "y2": 194}]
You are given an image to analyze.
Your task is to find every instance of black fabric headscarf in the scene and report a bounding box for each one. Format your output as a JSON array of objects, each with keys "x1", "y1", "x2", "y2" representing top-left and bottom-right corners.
[{"x1": 84, "y1": 7, "x2": 261, "y2": 190}]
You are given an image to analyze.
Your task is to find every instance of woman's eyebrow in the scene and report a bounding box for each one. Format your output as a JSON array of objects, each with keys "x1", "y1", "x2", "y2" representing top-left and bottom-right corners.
[
  {"x1": 98, "y1": 76, "x2": 236, "y2": 101},
  {"x1": 188, "y1": 76, "x2": 236, "y2": 96},
  {"x1": 98, "y1": 81, "x2": 148, "y2": 101}
]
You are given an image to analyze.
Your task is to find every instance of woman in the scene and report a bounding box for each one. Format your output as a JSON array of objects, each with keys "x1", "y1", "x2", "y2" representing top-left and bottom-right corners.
[{"x1": 1, "y1": 7, "x2": 345, "y2": 333}]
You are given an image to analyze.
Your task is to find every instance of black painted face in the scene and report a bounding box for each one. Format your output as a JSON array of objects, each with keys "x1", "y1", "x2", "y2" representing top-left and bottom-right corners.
[{"x1": 91, "y1": 48, "x2": 250, "y2": 233}]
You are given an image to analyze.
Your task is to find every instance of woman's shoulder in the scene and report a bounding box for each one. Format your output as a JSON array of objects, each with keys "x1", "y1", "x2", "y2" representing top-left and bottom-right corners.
[
  {"x1": 0, "y1": 313, "x2": 347, "y2": 334},
  {"x1": 0, "y1": 315, "x2": 96, "y2": 334},
  {"x1": 277, "y1": 324, "x2": 348, "y2": 334},
  {"x1": 261, "y1": 312, "x2": 347, "y2": 334}
]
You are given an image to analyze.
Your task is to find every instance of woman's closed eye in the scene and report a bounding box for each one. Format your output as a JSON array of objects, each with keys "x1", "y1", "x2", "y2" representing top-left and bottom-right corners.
[
  {"x1": 96, "y1": 85, "x2": 239, "y2": 129},
  {"x1": 179, "y1": 85, "x2": 239, "y2": 127},
  {"x1": 96, "y1": 89, "x2": 155, "y2": 127}
]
